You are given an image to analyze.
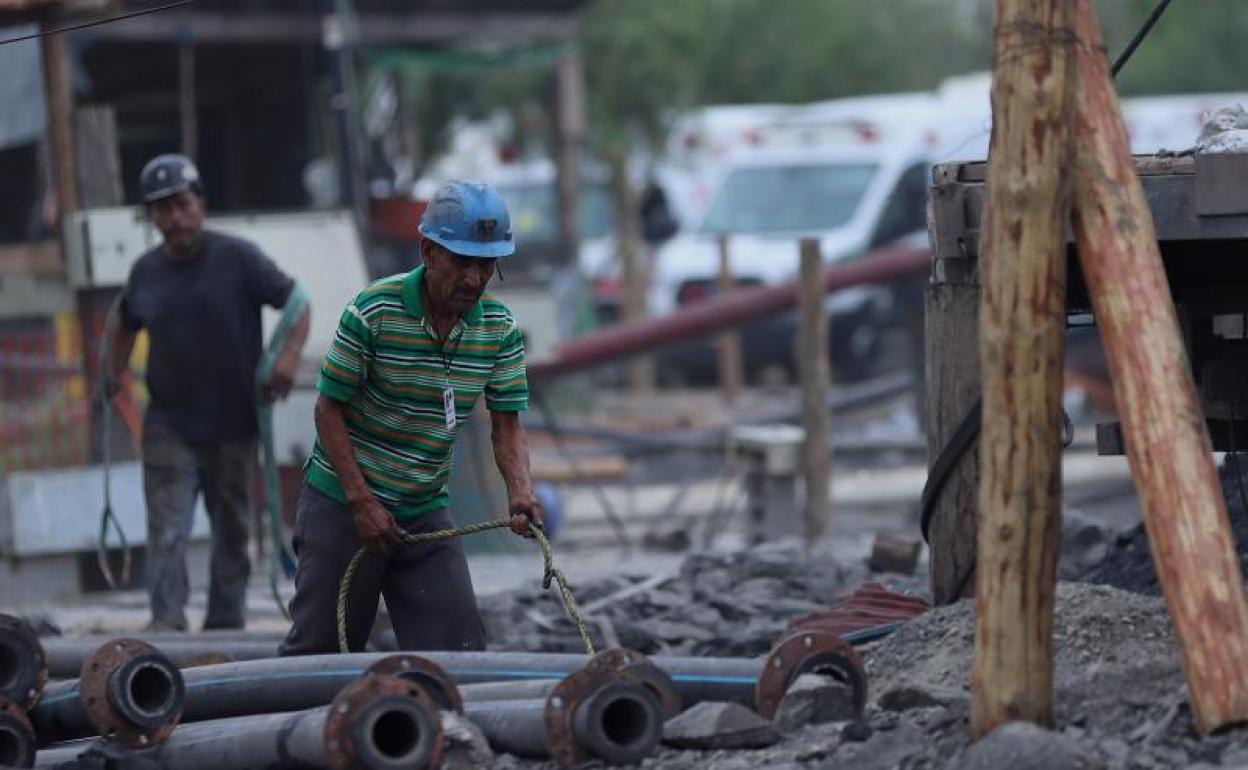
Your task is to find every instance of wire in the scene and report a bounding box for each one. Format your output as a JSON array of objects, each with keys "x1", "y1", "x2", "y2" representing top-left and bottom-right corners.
[
  {"x1": 1110, "y1": 0, "x2": 1175, "y2": 78},
  {"x1": 0, "y1": 0, "x2": 193, "y2": 47}
]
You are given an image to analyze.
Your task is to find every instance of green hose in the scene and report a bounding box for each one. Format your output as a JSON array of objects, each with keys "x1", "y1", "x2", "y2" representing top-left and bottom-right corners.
[{"x1": 256, "y1": 283, "x2": 309, "y2": 620}]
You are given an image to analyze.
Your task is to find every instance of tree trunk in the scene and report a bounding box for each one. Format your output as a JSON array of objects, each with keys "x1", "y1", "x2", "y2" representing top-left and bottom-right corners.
[
  {"x1": 606, "y1": 150, "x2": 653, "y2": 392},
  {"x1": 1069, "y1": 0, "x2": 1248, "y2": 735},
  {"x1": 971, "y1": 0, "x2": 1075, "y2": 739}
]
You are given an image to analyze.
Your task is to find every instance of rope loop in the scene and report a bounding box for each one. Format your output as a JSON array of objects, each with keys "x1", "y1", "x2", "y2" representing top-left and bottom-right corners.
[{"x1": 336, "y1": 519, "x2": 595, "y2": 656}]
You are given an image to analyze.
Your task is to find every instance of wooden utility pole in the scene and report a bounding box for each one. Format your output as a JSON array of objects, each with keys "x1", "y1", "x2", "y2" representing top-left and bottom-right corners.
[
  {"x1": 798, "y1": 238, "x2": 830, "y2": 542},
  {"x1": 553, "y1": 50, "x2": 586, "y2": 266},
  {"x1": 1070, "y1": 0, "x2": 1248, "y2": 735},
  {"x1": 715, "y1": 234, "x2": 744, "y2": 404},
  {"x1": 970, "y1": 0, "x2": 1075, "y2": 739},
  {"x1": 179, "y1": 42, "x2": 198, "y2": 160},
  {"x1": 42, "y1": 28, "x2": 78, "y2": 223}
]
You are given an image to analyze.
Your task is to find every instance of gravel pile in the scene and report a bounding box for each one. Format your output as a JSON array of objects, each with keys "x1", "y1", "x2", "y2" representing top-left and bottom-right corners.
[
  {"x1": 484, "y1": 582, "x2": 1248, "y2": 769},
  {"x1": 1080, "y1": 458, "x2": 1248, "y2": 594},
  {"x1": 477, "y1": 542, "x2": 870, "y2": 657}
]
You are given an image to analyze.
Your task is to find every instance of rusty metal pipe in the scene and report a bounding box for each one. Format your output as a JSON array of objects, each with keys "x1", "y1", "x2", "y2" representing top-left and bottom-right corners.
[
  {"x1": 0, "y1": 616, "x2": 48, "y2": 709},
  {"x1": 528, "y1": 243, "x2": 929, "y2": 381},
  {"x1": 0, "y1": 699, "x2": 34, "y2": 769},
  {"x1": 459, "y1": 679, "x2": 562, "y2": 702},
  {"x1": 35, "y1": 675, "x2": 442, "y2": 770},
  {"x1": 29, "y1": 640, "x2": 184, "y2": 748},
  {"x1": 464, "y1": 680, "x2": 661, "y2": 765}
]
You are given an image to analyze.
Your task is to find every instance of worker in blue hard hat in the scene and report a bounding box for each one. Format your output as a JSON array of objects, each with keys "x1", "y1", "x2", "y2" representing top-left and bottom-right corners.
[
  {"x1": 105, "y1": 153, "x2": 311, "y2": 631},
  {"x1": 280, "y1": 180, "x2": 542, "y2": 654}
]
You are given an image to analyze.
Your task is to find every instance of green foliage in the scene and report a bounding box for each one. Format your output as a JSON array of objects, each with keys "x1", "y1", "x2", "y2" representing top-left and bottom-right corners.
[{"x1": 1098, "y1": 0, "x2": 1248, "y2": 95}]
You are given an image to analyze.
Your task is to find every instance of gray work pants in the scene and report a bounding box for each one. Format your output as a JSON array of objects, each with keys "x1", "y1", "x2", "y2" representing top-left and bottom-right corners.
[
  {"x1": 279, "y1": 484, "x2": 486, "y2": 655},
  {"x1": 142, "y1": 416, "x2": 254, "y2": 631}
]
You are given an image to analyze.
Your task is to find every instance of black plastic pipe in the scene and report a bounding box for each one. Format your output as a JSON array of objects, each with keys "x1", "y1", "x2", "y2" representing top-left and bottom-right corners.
[
  {"x1": 0, "y1": 705, "x2": 34, "y2": 769},
  {"x1": 42, "y1": 639, "x2": 279, "y2": 678},
  {"x1": 163, "y1": 650, "x2": 763, "y2": 722},
  {"x1": 34, "y1": 692, "x2": 441, "y2": 770},
  {"x1": 459, "y1": 679, "x2": 562, "y2": 702},
  {"x1": 464, "y1": 681, "x2": 661, "y2": 764},
  {"x1": 29, "y1": 652, "x2": 183, "y2": 745}
]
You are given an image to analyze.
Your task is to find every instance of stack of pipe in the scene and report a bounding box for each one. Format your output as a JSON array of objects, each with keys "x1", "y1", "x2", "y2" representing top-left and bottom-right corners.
[{"x1": 2, "y1": 615, "x2": 868, "y2": 769}]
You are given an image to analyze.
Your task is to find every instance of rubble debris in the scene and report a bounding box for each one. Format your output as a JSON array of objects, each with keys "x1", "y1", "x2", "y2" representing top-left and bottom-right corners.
[
  {"x1": 661, "y1": 701, "x2": 780, "y2": 750},
  {"x1": 877, "y1": 684, "x2": 969, "y2": 713},
  {"x1": 1080, "y1": 460, "x2": 1248, "y2": 594},
  {"x1": 477, "y1": 543, "x2": 870, "y2": 657},
  {"x1": 772, "y1": 673, "x2": 857, "y2": 732},
  {"x1": 439, "y1": 711, "x2": 495, "y2": 770},
  {"x1": 957, "y1": 721, "x2": 1092, "y2": 770},
  {"x1": 867, "y1": 531, "x2": 923, "y2": 575}
]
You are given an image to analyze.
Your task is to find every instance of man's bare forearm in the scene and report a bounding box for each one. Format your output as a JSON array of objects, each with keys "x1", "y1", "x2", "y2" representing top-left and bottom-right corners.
[
  {"x1": 275, "y1": 304, "x2": 311, "y2": 374},
  {"x1": 314, "y1": 393, "x2": 373, "y2": 503},
  {"x1": 105, "y1": 322, "x2": 137, "y2": 384},
  {"x1": 490, "y1": 410, "x2": 534, "y2": 501}
]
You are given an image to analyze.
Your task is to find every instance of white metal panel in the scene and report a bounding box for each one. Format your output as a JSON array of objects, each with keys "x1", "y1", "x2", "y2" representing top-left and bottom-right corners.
[
  {"x1": 0, "y1": 463, "x2": 209, "y2": 558},
  {"x1": 211, "y1": 210, "x2": 370, "y2": 359},
  {"x1": 63, "y1": 207, "x2": 160, "y2": 289}
]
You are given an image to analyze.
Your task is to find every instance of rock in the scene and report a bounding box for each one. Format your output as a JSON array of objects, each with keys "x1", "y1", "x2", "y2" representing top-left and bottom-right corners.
[
  {"x1": 439, "y1": 711, "x2": 494, "y2": 770},
  {"x1": 958, "y1": 722, "x2": 1094, "y2": 770},
  {"x1": 841, "y1": 720, "x2": 873, "y2": 742},
  {"x1": 643, "y1": 523, "x2": 691, "y2": 552},
  {"x1": 878, "y1": 685, "x2": 969, "y2": 712},
  {"x1": 828, "y1": 723, "x2": 925, "y2": 770},
  {"x1": 772, "y1": 674, "x2": 858, "y2": 732},
  {"x1": 867, "y1": 531, "x2": 923, "y2": 575},
  {"x1": 662, "y1": 702, "x2": 780, "y2": 750}
]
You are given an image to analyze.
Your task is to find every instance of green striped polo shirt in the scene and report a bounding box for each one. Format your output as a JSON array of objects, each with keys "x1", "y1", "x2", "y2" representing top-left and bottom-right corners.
[{"x1": 305, "y1": 265, "x2": 529, "y2": 518}]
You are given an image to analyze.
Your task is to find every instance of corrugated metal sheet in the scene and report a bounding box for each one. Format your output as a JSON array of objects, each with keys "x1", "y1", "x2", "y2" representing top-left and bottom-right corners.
[{"x1": 789, "y1": 581, "x2": 929, "y2": 638}]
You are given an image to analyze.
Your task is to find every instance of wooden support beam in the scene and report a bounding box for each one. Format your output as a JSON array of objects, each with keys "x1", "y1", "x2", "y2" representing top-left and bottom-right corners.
[
  {"x1": 179, "y1": 42, "x2": 198, "y2": 161},
  {"x1": 925, "y1": 280, "x2": 980, "y2": 603},
  {"x1": 81, "y1": 11, "x2": 578, "y2": 44},
  {"x1": 1069, "y1": 0, "x2": 1248, "y2": 735},
  {"x1": 970, "y1": 0, "x2": 1075, "y2": 739},
  {"x1": 41, "y1": 28, "x2": 78, "y2": 222},
  {"x1": 73, "y1": 105, "x2": 123, "y2": 208},
  {"x1": 798, "y1": 238, "x2": 831, "y2": 542},
  {"x1": 715, "y1": 234, "x2": 744, "y2": 404},
  {"x1": 553, "y1": 50, "x2": 585, "y2": 266}
]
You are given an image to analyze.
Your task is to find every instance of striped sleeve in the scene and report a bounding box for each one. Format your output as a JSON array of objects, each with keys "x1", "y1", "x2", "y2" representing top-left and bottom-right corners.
[
  {"x1": 484, "y1": 317, "x2": 529, "y2": 412},
  {"x1": 317, "y1": 300, "x2": 374, "y2": 402}
]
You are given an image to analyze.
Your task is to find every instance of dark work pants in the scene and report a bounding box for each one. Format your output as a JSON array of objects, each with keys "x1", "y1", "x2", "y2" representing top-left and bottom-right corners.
[
  {"x1": 279, "y1": 484, "x2": 486, "y2": 655},
  {"x1": 142, "y1": 416, "x2": 254, "y2": 631}
]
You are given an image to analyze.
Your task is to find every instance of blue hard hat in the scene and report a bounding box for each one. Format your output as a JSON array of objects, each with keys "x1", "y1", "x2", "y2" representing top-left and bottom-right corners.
[
  {"x1": 418, "y1": 180, "x2": 515, "y2": 258},
  {"x1": 139, "y1": 153, "x2": 203, "y2": 203}
]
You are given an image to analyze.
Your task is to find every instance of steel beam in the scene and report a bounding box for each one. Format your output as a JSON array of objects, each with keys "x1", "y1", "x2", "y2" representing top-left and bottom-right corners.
[{"x1": 528, "y1": 243, "x2": 929, "y2": 381}]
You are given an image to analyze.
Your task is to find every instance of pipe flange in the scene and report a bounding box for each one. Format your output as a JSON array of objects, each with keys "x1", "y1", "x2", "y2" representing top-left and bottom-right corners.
[
  {"x1": 755, "y1": 630, "x2": 867, "y2": 720},
  {"x1": 590, "y1": 648, "x2": 681, "y2": 719},
  {"x1": 79, "y1": 639, "x2": 184, "y2": 748},
  {"x1": 544, "y1": 655, "x2": 661, "y2": 768},
  {"x1": 324, "y1": 674, "x2": 443, "y2": 770},
  {"x1": 0, "y1": 615, "x2": 47, "y2": 709},
  {"x1": 0, "y1": 696, "x2": 36, "y2": 768},
  {"x1": 366, "y1": 654, "x2": 463, "y2": 714}
]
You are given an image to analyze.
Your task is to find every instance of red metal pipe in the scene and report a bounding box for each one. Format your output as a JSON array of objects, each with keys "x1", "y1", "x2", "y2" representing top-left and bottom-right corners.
[{"x1": 529, "y1": 243, "x2": 929, "y2": 381}]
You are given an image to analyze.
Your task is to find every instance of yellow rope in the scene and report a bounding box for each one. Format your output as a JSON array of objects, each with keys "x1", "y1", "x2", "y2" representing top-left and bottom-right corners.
[{"x1": 336, "y1": 520, "x2": 595, "y2": 656}]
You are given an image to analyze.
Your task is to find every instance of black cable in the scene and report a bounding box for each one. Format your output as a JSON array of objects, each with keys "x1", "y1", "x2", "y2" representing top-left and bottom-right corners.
[
  {"x1": 1110, "y1": 0, "x2": 1175, "y2": 78},
  {"x1": 0, "y1": 1, "x2": 193, "y2": 47}
]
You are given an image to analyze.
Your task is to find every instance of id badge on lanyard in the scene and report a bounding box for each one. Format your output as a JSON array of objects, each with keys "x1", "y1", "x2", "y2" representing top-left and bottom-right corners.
[{"x1": 443, "y1": 385, "x2": 457, "y2": 430}]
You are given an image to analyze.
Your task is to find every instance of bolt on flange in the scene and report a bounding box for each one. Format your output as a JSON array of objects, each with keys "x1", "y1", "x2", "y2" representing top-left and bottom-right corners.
[
  {"x1": 79, "y1": 638, "x2": 185, "y2": 748},
  {"x1": 755, "y1": 630, "x2": 867, "y2": 720}
]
